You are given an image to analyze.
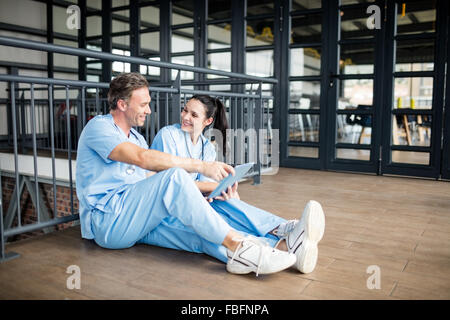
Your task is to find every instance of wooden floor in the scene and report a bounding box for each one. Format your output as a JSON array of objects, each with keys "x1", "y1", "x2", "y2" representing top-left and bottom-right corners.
[{"x1": 1, "y1": 168, "x2": 450, "y2": 300}]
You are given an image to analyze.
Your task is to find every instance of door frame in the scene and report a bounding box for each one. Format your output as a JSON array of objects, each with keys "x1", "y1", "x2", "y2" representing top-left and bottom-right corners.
[
  {"x1": 324, "y1": 0, "x2": 385, "y2": 174},
  {"x1": 278, "y1": 0, "x2": 449, "y2": 179},
  {"x1": 381, "y1": 0, "x2": 448, "y2": 179},
  {"x1": 442, "y1": 0, "x2": 450, "y2": 180}
]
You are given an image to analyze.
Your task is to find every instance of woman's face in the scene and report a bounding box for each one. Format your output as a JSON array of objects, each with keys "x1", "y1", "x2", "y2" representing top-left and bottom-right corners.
[{"x1": 181, "y1": 99, "x2": 213, "y2": 135}]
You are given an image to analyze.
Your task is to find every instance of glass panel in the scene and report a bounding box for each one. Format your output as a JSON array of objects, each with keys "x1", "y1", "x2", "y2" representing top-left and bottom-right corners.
[
  {"x1": 112, "y1": 49, "x2": 130, "y2": 73},
  {"x1": 291, "y1": 14, "x2": 322, "y2": 44},
  {"x1": 336, "y1": 148, "x2": 370, "y2": 161},
  {"x1": 172, "y1": 0, "x2": 194, "y2": 24},
  {"x1": 340, "y1": 6, "x2": 375, "y2": 40},
  {"x1": 288, "y1": 146, "x2": 319, "y2": 158},
  {"x1": 141, "y1": 32, "x2": 160, "y2": 53},
  {"x1": 86, "y1": 45, "x2": 102, "y2": 69},
  {"x1": 289, "y1": 81, "x2": 321, "y2": 110},
  {"x1": 292, "y1": 0, "x2": 322, "y2": 10},
  {"x1": 290, "y1": 47, "x2": 321, "y2": 76},
  {"x1": 340, "y1": 0, "x2": 375, "y2": 5},
  {"x1": 340, "y1": 43, "x2": 374, "y2": 75},
  {"x1": 112, "y1": 10, "x2": 129, "y2": 33},
  {"x1": 246, "y1": 50, "x2": 274, "y2": 77},
  {"x1": 209, "y1": 84, "x2": 231, "y2": 92},
  {"x1": 245, "y1": 83, "x2": 274, "y2": 93},
  {"x1": 171, "y1": 55, "x2": 194, "y2": 80},
  {"x1": 337, "y1": 114, "x2": 372, "y2": 145},
  {"x1": 207, "y1": 52, "x2": 231, "y2": 78},
  {"x1": 393, "y1": 77, "x2": 433, "y2": 110},
  {"x1": 391, "y1": 114, "x2": 431, "y2": 147},
  {"x1": 395, "y1": 39, "x2": 434, "y2": 72},
  {"x1": 140, "y1": 65, "x2": 147, "y2": 74},
  {"x1": 140, "y1": 5, "x2": 160, "y2": 28},
  {"x1": 148, "y1": 57, "x2": 160, "y2": 76},
  {"x1": 289, "y1": 114, "x2": 319, "y2": 142},
  {"x1": 247, "y1": 19, "x2": 274, "y2": 46},
  {"x1": 113, "y1": 0, "x2": 129, "y2": 7},
  {"x1": 208, "y1": 1, "x2": 231, "y2": 20},
  {"x1": 338, "y1": 79, "x2": 374, "y2": 109},
  {"x1": 247, "y1": 2, "x2": 274, "y2": 16},
  {"x1": 208, "y1": 24, "x2": 231, "y2": 49},
  {"x1": 86, "y1": 16, "x2": 101, "y2": 37},
  {"x1": 112, "y1": 35, "x2": 130, "y2": 47},
  {"x1": 392, "y1": 151, "x2": 429, "y2": 165},
  {"x1": 172, "y1": 28, "x2": 194, "y2": 53},
  {"x1": 396, "y1": 1, "x2": 436, "y2": 35}
]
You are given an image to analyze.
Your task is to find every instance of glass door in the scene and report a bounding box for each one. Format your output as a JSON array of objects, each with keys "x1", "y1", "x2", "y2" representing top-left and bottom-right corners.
[
  {"x1": 282, "y1": 0, "x2": 324, "y2": 169},
  {"x1": 280, "y1": 0, "x2": 448, "y2": 179},
  {"x1": 325, "y1": 0, "x2": 384, "y2": 173},
  {"x1": 442, "y1": 5, "x2": 450, "y2": 180},
  {"x1": 381, "y1": 0, "x2": 447, "y2": 178}
]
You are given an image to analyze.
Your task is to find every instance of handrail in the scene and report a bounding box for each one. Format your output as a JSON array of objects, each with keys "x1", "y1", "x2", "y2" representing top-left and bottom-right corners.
[
  {"x1": 0, "y1": 74, "x2": 272, "y2": 99},
  {"x1": 0, "y1": 36, "x2": 278, "y2": 84},
  {"x1": 0, "y1": 37, "x2": 278, "y2": 262}
]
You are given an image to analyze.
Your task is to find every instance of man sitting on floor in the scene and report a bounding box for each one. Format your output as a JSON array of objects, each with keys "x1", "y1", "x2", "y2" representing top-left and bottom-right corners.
[{"x1": 75, "y1": 72, "x2": 325, "y2": 276}]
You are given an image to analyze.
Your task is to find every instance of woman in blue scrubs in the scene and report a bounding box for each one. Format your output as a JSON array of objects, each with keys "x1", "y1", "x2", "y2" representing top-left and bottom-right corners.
[{"x1": 149, "y1": 95, "x2": 321, "y2": 269}]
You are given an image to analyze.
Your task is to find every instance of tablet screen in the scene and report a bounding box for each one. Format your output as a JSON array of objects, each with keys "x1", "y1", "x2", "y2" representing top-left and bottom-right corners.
[{"x1": 207, "y1": 163, "x2": 255, "y2": 199}]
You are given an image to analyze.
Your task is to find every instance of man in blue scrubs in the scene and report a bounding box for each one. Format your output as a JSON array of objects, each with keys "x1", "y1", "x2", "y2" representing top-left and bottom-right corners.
[{"x1": 75, "y1": 72, "x2": 299, "y2": 276}]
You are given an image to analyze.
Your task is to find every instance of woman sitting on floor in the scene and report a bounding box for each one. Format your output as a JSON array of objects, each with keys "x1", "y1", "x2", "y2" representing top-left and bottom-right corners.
[{"x1": 149, "y1": 94, "x2": 326, "y2": 274}]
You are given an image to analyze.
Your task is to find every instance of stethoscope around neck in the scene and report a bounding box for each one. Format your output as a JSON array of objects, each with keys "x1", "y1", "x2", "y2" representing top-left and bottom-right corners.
[{"x1": 184, "y1": 130, "x2": 205, "y2": 161}]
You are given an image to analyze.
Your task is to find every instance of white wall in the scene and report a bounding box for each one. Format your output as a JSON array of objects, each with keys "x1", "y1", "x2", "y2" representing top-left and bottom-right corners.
[{"x1": 0, "y1": 152, "x2": 77, "y2": 183}]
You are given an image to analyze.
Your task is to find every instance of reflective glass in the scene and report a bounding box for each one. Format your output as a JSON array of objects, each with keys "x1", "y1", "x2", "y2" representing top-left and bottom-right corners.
[
  {"x1": 290, "y1": 47, "x2": 321, "y2": 76},
  {"x1": 289, "y1": 81, "x2": 321, "y2": 110}
]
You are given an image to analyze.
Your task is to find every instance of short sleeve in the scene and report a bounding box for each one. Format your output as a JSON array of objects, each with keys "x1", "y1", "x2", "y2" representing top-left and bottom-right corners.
[
  {"x1": 83, "y1": 118, "x2": 127, "y2": 163},
  {"x1": 150, "y1": 126, "x2": 178, "y2": 155}
]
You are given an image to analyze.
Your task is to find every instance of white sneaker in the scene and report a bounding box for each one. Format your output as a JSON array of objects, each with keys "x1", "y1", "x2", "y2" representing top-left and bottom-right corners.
[
  {"x1": 285, "y1": 200, "x2": 325, "y2": 274},
  {"x1": 273, "y1": 219, "x2": 299, "y2": 238},
  {"x1": 226, "y1": 237, "x2": 296, "y2": 276}
]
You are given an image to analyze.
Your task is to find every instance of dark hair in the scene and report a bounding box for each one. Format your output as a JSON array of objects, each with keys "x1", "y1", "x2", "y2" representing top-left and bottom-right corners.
[
  {"x1": 108, "y1": 72, "x2": 149, "y2": 110},
  {"x1": 191, "y1": 94, "x2": 229, "y2": 156}
]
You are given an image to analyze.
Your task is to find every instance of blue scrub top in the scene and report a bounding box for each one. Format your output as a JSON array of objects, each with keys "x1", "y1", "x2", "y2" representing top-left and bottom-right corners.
[
  {"x1": 150, "y1": 124, "x2": 216, "y2": 182},
  {"x1": 76, "y1": 114, "x2": 149, "y2": 239}
]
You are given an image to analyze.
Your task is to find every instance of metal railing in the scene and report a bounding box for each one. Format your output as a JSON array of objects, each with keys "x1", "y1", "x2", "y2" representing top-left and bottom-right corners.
[{"x1": 0, "y1": 35, "x2": 277, "y2": 262}]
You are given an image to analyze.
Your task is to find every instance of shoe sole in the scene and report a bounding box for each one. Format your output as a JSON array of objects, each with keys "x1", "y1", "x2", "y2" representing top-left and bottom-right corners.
[
  {"x1": 295, "y1": 200, "x2": 325, "y2": 273},
  {"x1": 226, "y1": 254, "x2": 296, "y2": 275}
]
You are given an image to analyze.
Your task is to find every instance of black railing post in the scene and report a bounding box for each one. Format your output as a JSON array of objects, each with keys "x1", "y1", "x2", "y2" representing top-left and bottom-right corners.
[
  {"x1": 253, "y1": 83, "x2": 262, "y2": 185},
  {"x1": 65, "y1": 86, "x2": 75, "y2": 217},
  {"x1": 0, "y1": 169, "x2": 20, "y2": 263},
  {"x1": 171, "y1": 71, "x2": 181, "y2": 125}
]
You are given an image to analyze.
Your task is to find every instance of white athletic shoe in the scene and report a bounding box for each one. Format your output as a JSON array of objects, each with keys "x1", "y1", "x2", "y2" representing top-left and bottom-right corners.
[
  {"x1": 284, "y1": 200, "x2": 325, "y2": 274},
  {"x1": 273, "y1": 219, "x2": 299, "y2": 238},
  {"x1": 226, "y1": 236, "x2": 297, "y2": 276}
]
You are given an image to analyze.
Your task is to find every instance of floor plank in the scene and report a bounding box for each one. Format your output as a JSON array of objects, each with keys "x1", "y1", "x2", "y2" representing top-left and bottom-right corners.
[{"x1": 1, "y1": 168, "x2": 449, "y2": 299}]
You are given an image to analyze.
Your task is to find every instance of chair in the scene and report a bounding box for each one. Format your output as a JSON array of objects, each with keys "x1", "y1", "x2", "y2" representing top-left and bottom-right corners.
[{"x1": 345, "y1": 105, "x2": 371, "y2": 144}]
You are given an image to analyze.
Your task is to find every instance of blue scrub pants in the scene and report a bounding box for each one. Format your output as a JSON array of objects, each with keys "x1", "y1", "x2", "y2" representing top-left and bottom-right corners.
[{"x1": 90, "y1": 167, "x2": 286, "y2": 263}]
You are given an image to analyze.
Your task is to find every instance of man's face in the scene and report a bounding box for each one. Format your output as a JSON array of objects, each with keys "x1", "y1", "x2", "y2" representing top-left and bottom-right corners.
[{"x1": 121, "y1": 87, "x2": 151, "y2": 127}]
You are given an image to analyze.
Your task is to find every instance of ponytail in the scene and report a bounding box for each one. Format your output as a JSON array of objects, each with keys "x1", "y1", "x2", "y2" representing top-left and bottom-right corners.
[{"x1": 212, "y1": 98, "x2": 228, "y2": 156}]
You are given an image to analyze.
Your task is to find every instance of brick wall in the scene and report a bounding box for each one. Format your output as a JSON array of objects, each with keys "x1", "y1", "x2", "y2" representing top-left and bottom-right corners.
[{"x1": 1, "y1": 176, "x2": 79, "y2": 242}]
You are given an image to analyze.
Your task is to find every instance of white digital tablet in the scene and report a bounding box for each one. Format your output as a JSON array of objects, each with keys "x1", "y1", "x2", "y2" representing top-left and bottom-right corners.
[{"x1": 207, "y1": 163, "x2": 255, "y2": 199}]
